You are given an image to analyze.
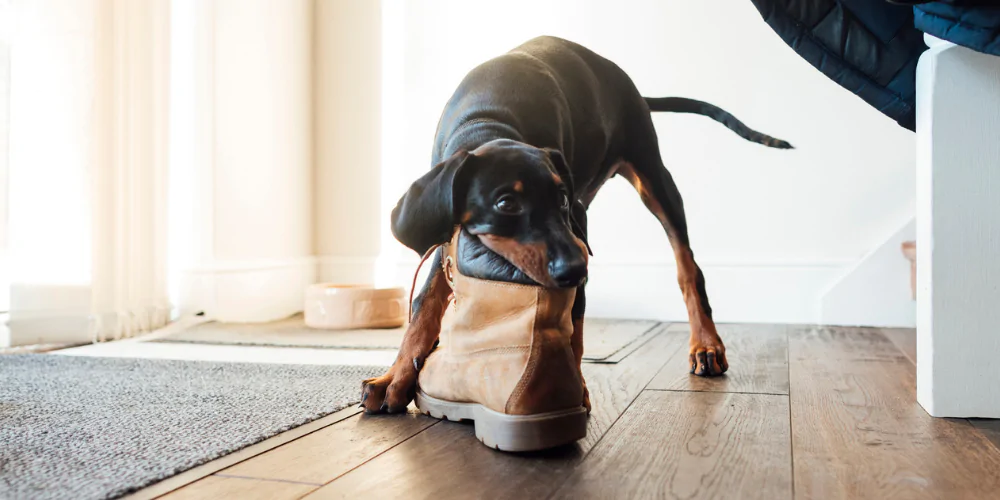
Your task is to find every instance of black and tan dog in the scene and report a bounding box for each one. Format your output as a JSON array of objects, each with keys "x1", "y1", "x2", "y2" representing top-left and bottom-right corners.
[{"x1": 361, "y1": 36, "x2": 791, "y2": 414}]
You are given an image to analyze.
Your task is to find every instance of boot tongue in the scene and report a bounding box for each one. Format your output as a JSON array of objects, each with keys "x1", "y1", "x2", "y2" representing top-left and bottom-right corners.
[
  {"x1": 442, "y1": 227, "x2": 576, "y2": 342},
  {"x1": 454, "y1": 228, "x2": 537, "y2": 285},
  {"x1": 443, "y1": 227, "x2": 542, "y2": 293}
]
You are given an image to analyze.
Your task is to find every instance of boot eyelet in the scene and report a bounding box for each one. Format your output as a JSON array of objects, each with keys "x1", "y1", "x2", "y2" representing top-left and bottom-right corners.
[{"x1": 443, "y1": 255, "x2": 456, "y2": 289}]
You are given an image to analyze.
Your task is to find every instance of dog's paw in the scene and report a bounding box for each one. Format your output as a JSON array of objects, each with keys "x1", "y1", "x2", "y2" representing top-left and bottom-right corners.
[
  {"x1": 581, "y1": 379, "x2": 592, "y2": 414},
  {"x1": 689, "y1": 337, "x2": 728, "y2": 377},
  {"x1": 360, "y1": 360, "x2": 419, "y2": 414}
]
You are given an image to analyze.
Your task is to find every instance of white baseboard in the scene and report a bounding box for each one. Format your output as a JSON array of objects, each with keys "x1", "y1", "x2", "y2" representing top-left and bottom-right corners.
[
  {"x1": 820, "y1": 218, "x2": 916, "y2": 328},
  {"x1": 387, "y1": 256, "x2": 847, "y2": 324},
  {"x1": 4, "y1": 284, "x2": 93, "y2": 347},
  {"x1": 5, "y1": 314, "x2": 92, "y2": 347},
  {"x1": 3, "y1": 284, "x2": 177, "y2": 346},
  {"x1": 585, "y1": 261, "x2": 844, "y2": 324},
  {"x1": 172, "y1": 252, "x2": 860, "y2": 325},
  {"x1": 178, "y1": 257, "x2": 317, "y2": 323}
]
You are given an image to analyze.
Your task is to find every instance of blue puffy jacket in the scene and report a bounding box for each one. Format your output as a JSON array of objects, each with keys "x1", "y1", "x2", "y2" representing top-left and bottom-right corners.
[
  {"x1": 914, "y1": 2, "x2": 1000, "y2": 57},
  {"x1": 750, "y1": 0, "x2": 1000, "y2": 132}
]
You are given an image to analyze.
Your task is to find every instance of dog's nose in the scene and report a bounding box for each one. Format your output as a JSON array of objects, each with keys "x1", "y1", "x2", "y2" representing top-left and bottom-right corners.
[{"x1": 549, "y1": 258, "x2": 588, "y2": 288}]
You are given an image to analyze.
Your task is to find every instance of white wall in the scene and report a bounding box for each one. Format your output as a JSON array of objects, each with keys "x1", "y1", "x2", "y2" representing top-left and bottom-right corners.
[
  {"x1": 170, "y1": 0, "x2": 391, "y2": 323},
  {"x1": 214, "y1": 0, "x2": 313, "y2": 263},
  {"x1": 2, "y1": 0, "x2": 914, "y2": 328},
  {"x1": 314, "y1": 0, "x2": 383, "y2": 285},
  {"x1": 383, "y1": 0, "x2": 916, "y2": 323},
  {"x1": 821, "y1": 218, "x2": 916, "y2": 327},
  {"x1": 172, "y1": 0, "x2": 316, "y2": 323},
  {"x1": 8, "y1": 0, "x2": 98, "y2": 289}
]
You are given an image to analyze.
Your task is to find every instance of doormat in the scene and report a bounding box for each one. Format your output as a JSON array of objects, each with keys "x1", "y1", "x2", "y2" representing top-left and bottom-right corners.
[
  {"x1": 150, "y1": 315, "x2": 659, "y2": 362},
  {"x1": 0, "y1": 354, "x2": 385, "y2": 500}
]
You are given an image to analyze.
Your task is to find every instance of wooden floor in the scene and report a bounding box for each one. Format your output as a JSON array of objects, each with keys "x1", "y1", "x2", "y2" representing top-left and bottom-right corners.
[{"x1": 137, "y1": 323, "x2": 1000, "y2": 500}]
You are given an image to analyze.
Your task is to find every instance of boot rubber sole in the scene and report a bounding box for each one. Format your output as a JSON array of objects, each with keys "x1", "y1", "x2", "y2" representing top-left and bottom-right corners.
[{"x1": 415, "y1": 391, "x2": 588, "y2": 452}]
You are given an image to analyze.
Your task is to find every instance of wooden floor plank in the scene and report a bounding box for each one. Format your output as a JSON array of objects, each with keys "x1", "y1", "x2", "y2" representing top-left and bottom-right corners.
[
  {"x1": 578, "y1": 325, "x2": 685, "y2": 450},
  {"x1": 881, "y1": 327, "x2": 916, "y2": 365},
  {"x1": 159, "y1": 411, "x2": 434, "y2": 498},
  {"x1": 217, "y1": 410, "x2": 436, "y2": 483},
  {"x1": 159, "y1": 475, "x2": 314, "y2": 500},
  {"x1": 586, "y1": 321, "x2": 665, "y2": 364},
  {"x1": 139, "y1": 322, "x2": 1000, "y2": 500},
  {"x1": 551, "y1": 391, "x2": 792, "y2": 500},
  {"x1": 647, "y1": 323, "x2": 789, "y2": 395},
  {"x1": 580, "y1": 318, "x2": 661, "y2": 361},
  {"x1": 307, "y1": 421, "x2": 582, "y2": 500},
  {"x1": 866, "y1": 327, "x2": 1000, "y2": 460},
  {"x1": 789, "y1": 326, "x2": 1000, "y2": 499},
  {"x1": 131, "y1": 406, "x2": 362, "y2": 500},
  {"x1": 304, "y1": 326, "x2": 685, "y2": 499},
  {"x1": 970, "y1": 419, "x2": 1000, "y2": 451}
]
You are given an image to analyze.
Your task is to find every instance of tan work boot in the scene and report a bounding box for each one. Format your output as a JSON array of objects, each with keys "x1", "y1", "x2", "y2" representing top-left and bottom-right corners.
[{"x1": 415, "y1": 229, "x2": 588, "y2": 452}]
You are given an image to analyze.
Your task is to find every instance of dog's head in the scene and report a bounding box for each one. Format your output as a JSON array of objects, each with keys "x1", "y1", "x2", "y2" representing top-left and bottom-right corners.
[{"x1": 391, "y1": 139, "x2": 590, "y2": 288}]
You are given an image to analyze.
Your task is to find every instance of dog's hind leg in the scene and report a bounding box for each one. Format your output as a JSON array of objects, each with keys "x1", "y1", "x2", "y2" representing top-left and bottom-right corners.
[{"x1": 616, "y1": 112, "x2": 728, "y2": 377}]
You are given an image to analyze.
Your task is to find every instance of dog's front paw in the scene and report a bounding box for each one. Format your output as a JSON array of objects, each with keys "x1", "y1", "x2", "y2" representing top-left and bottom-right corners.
[
  {"x1": 689, "y1": 335, "x2": 728, "y2": 377},
  {"x1": 360, "y1": 357, "x2": 421, "y2": 414},
  {"x1": 581, "y1": 379, "x2": 591, "y2": 414}
]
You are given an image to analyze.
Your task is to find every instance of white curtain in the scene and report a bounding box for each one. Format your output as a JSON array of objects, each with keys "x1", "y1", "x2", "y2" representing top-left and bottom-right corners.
[
  {"x1": 4, "y1": 0, "x2": 172, "y2": 347},
  {"x1": 0, "y1": 0, "x2": 10, "y2": 318},
  {"x1": 2, "y1": 0, "x2": 388, "y2": 346}
]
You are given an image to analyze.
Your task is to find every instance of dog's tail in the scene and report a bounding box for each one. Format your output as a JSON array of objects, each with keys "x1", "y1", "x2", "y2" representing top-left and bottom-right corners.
[{"x1": 644, "y1": 97, "x2": 793, "y2": 150}]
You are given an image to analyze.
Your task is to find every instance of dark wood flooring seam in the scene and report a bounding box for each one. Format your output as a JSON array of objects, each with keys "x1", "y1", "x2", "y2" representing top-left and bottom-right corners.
[
  {"x1": 173, "y1": 408, "x2": 364, "y2": 498},
  {"x1": 644, "y1": 388, "x2": 789, "y2": 397},
  {"x1": 587, "y1": 322, "x2": 669, "y2": 365},
  {"x1": 309, "y1": 419, "x2": 442, "y2": 493},
  {"x1": 879, "y1": 330, "x2": 1000, "y2": 456},
  {"x1": 542, "y1": 330, "x2": 683, "y2": 500},
  {"x1": 593, "y1": 321, "x2": 666, "y2": 362},
  {"x1": 212, "y1": 473, "x2": 324, "y2": 487},
  {"x1": 785, "y1": 327, "x2": 795, "y2": 500},
  {"x1": 969, "y1": 420, "x2": 1000, "y2": 455}
]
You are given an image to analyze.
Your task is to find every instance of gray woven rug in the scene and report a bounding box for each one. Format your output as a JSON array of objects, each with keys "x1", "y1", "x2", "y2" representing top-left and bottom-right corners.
[{"x1": 0, "y1": 354, "x2": 385, "y2": 500}]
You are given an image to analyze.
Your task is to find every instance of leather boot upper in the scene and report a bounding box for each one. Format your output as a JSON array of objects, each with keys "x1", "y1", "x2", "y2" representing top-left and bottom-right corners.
[{"x1": 417, "y1": 228, "x2": 583, "y2": 415}]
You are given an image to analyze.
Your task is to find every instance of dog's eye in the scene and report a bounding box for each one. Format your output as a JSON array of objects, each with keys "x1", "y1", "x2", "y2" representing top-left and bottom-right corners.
[
  {"x1": 559, "y1": 192, "x2": 570, "y2": 212},
  {"x1": 495, "y1": 195, "x2": 523, "y2": 215}
]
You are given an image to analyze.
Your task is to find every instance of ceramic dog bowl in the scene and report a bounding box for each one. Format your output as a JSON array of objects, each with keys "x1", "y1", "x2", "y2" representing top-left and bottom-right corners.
[{"x1": 304, "y1": 284, "x2": 407, "y2": 330}]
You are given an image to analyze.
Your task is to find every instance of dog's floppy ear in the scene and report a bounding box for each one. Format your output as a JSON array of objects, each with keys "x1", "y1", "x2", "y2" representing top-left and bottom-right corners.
[
  {"x1": 544, "y1": 148, "x2": 592, "y2": 256},
  {"x1": 390, "y1": 150, "x2": 474, "y2": 255}
]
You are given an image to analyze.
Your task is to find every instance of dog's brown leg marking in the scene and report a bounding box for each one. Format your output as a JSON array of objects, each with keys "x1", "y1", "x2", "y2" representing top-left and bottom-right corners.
[
  {"x1": 674, "y1": 245, "x2": 727, "y2": 375},
  {"x1": 477, "y1": 234, "x2": 556, "y2": 287},
  {"x1": 572, "y1": 317, "x2": 591, "y2": 412},
  {"x1": 361, "y1": 252, "x2": 452, "y2": 413},
  {"x1": 617, "y1": 161, "x2": 727, "y2": 377}
]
